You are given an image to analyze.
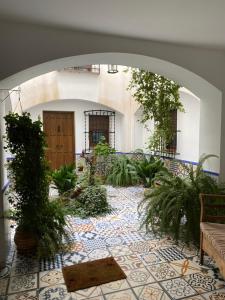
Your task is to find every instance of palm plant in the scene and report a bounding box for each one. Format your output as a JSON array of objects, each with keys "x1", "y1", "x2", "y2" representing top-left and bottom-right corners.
[
  {"x1": 52, "y1": 164, "x2": 77, "y2": 195},
  {"x1": 107, "y1": 155, "x2": 139, "y2": 186},
  {"x1": 138, "y1": 155, "x2": 225, "y2": 245},
  {"x1": 133, "y1": 156, "x2": 166, "y2": 187}
]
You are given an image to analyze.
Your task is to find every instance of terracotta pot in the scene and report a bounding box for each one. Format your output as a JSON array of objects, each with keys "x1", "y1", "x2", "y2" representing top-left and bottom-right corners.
[{"x1": 14, "y1": 228, "x2": 38, "y2": 254}]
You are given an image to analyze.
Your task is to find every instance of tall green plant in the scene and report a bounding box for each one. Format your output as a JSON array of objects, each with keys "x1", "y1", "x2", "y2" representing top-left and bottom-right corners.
[
  {"x1": 127, "y1": 69, "x2": 184, "y2": 149},
  {"x1": 138, "y1": 155, "x2": 225, "y2": 245},
  {"x1": 107, "y1": 155, "x2": 139, "y2": 186},
  {"x1": 5, "y1": 112, "x2": 69, "y2": 257}
]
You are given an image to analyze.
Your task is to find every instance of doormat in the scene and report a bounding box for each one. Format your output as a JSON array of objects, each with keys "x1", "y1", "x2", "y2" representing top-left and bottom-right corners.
[{"x1": 62, "y1": 257, "x2": 126, "y2": 292}]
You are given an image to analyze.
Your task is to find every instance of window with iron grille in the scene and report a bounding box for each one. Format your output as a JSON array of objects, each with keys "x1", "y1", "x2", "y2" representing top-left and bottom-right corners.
[{"x1": 84, "y1": 110, "x2": 115, "y2": 152}]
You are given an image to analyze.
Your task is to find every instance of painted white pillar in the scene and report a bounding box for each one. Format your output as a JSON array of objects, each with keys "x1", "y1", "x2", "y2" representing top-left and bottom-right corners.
[
  {"x1": 0, "y1": 90, "x2": 9, "y2": 269},
  {"x1": 219, "y1": 91, "x2": 225, "y2": 182},
  {"x1": 198, "y1": 93, "x2": 222, "y2": 174}
]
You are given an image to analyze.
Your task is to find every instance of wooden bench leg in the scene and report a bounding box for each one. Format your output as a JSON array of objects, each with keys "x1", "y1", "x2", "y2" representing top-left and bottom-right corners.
[
  {"x1": 200, "y1": 248, "x2": 204, "y2": 265},
  {"x1": 200, "y1": 232, "x2": 204, "y2": 265}
]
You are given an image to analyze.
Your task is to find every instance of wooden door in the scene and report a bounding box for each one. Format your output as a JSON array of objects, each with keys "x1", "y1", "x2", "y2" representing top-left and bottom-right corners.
[
  {"x1": 89, "y1": 115, "x2": 109, "y2": 148},
  {"x1": 43, "y1": 111, "x2": 75, "y2": 170}
]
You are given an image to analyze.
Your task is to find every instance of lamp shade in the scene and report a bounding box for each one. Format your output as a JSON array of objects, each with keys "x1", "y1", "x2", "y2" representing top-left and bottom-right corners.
[{"x1": 107, "y1": 65, "x2": 118, "y2": 74}]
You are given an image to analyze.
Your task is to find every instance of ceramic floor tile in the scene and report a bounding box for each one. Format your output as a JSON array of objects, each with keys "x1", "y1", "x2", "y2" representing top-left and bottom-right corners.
[
  {"x1": 125, "y1": 267, "x2": 155, "y2": 287},
  {"x1": 8, "y1": 274, "x2": 37, "y2": 294},
  {"x1": 201, "y1": 288, "x2": 225, "y2": 299},
  {"x1": 73, "y1": 218, "x2": 92, "y2": 225},
  {"x1": 69, "y1": 242, "x2": 84, "y2": 252},
  {"x1": 0, "y1": 278, "x2": 8, "y2": 296},
  {"x1": 157, "y1": 246, "x2": 186, "y2": 261},
  {"x1": 39, "y1": 254, "x2": 64, "y2": 272},
  {"x1": 11, "y1": 259, "x2": 39, "y2": 277},
  {"x1": 95, "y1": 222, "x2": 114, "y2": 231},
  {"x1": 39, "y1": 284, "x2": 70, "y2": 300},
  {"x1": 139, "y1": 251, "x2": 166, "y2": 266},
  {"x1": 178, "y1": 296, "x2": 204, "y2": 300},
  {"x1": 83, "y1": 238, "x2": 106, "y2": 251},
  {"x1": 4, "y1": 186, "x2": 225, "y2": 300},
  {"x1": 160, "y1": 277, "x2": 197, "y2": 299},
  {"x1": 133, "y1": 283, "x2": 170, "y2": 300},
  {"x1": 115, "y1": 255, "x2": 144, "y2": 271},
  {"x1": 7, "y1": 290, "x2": 37, "y2": 300},
  {"x1": 109, "y1": 245, "x2": 133, "y2": 257},
  {"x1": 129, "y1": 241, "x2": 158, "y2": 254},
  {"x1": 147, "y1": 262, "x2": 179, "y2": 281},
  {"x1": 79, "y1": 231, "x2": 99, "y2": 241},
  {"x1": 79, "y1": 297, "x2": 104, "y2": 300},
  {"x1": 170, "y1": 259, "x2": 205, "y2": 276},
  {"x1": 73, "y1": 224, "x2": 95, "y2": 233},
  {"x1": 178, "y1": 244, "x2": 198, "y2": 258},
  {"x1": 100, "y1": 279, "x2": 129, "y2": 294},
  {"x1": 63, "y1": 251, "x2": 89, "y2": 266},
  {"x1": 120, "y1": 232, "x2": 144, "y2": 245},
  {"x1": 39, "y1": 269, "x2": 64, "y2": 288},
  {"x1": 88, "y1": 248, "x2": 111, "y2": 260},
  {"x1": 139, "y1": 231, "x2": 158, "y2": 241},
  {"x1": 104, "y1": 289, "x2": 136, "y2": 300},
  {"x1": 184, "y1": 272, "x2": 225, "y2": 294},
  {"x1": 0, "y1": 266, "x2": 10, "y2": 279},
  {"x1": 104, "y1": 236, "x2": 126, "y2": 247},
  {"x1": 70, "y1": 286, "x2": 102, "y2": 300}
]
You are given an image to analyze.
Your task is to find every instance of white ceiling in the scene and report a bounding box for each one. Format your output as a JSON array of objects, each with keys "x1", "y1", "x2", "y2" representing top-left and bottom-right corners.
[{"x1": 0, "y1": 0, "x2": 225, "y2": 49}]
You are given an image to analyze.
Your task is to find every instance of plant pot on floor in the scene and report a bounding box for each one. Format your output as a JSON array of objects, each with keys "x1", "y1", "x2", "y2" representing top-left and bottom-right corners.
[{"x1": 14, "y1": 228, "x2": 38, "y2": 254}]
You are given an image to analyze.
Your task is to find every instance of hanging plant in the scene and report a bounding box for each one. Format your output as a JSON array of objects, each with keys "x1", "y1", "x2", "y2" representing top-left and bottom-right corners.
[{"x1": 127, "y1": 69, "x2": 184, "y2": 149}]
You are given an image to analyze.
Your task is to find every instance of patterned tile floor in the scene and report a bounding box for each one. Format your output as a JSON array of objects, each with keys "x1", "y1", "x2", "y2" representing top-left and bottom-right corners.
[{"x1": 1, "y1": 186, "x2": 225, "y2": 300}]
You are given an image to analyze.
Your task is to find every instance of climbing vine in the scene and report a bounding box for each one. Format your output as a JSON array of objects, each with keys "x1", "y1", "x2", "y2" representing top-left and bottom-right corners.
[{"x1": 127, "y1": 69, "x2": 184, "y2": 149}]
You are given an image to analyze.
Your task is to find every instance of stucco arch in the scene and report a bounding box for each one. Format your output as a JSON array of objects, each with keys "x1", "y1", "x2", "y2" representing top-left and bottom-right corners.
[{"x1": 0, "y1": 52, "x2": 222, "y2": 173}]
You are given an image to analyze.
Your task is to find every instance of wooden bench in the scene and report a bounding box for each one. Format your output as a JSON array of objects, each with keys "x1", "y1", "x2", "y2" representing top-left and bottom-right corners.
[{"x1": 200, "y1": 193, "x2": 225, "y2": 278}]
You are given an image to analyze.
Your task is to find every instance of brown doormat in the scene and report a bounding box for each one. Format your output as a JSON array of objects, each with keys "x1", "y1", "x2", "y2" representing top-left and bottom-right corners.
[{"x1": 62, "y1": 257, "x2": 127, "y2": 292}]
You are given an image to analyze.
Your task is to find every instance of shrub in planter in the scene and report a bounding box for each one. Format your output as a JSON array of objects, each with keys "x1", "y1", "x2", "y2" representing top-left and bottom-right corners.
[
  {"x1": 5, "y1": 112, "x2": 69, "y2": 257},
  {"x1": 94, "y1": 136, "x2": 116, "y2": 157},
  {"x1": 94, "y1": 137, "x2": 116, "y2": 179},
  {"x1": 51, "y1": 164, "x2": 77, "y2": 195},
  {"x1": 66, "y1": 185, "x2": 110, "y2": 218},
  {"x1": 138, "y1": 155, "x2": 225, "y2": 246}
]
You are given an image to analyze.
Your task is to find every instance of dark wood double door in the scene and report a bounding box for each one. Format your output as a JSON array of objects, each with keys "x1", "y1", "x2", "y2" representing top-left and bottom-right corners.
[{"x1": 43, "y1": 111, "x2": 75, "y2": 170}]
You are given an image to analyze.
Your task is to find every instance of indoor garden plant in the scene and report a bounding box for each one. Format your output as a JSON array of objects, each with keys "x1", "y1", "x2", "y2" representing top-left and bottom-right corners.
[
  {"x1": 51, "y1": 163, "x2": 77, "y2": 195},
  {"x1": 138, "y1": 154, "x2": 225, "y2": 246},
  {"x1": 127, "y1": 69, "x2": 184, "y2": 150},
  {"x1": 5, "y1": 112, "x2": 69, "y2": 257}
]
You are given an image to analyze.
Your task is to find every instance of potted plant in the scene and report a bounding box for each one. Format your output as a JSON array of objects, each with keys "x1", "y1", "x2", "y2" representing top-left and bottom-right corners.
[{"x1": 5, "y1": 113, "x2": 68, "y2": 256}]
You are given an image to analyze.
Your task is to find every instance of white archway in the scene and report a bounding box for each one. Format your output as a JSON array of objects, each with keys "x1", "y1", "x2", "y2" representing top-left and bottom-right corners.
[{"x1": 0, "y1": 52, "x2": 222, "y2": 174}]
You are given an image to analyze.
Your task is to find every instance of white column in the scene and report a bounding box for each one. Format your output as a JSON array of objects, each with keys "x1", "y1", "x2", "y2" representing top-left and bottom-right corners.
[
  {"x1": 219, "y1": 91, "x2": 225, "y2": 182},
  {"x1": 0, "y1": 90, "x2": 9, "y2": 269}
]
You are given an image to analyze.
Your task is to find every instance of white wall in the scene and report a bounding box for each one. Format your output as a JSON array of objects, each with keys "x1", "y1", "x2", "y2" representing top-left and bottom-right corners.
[
  {"x1": 24, "y1": 72, "x2": 202, "y2": 163},
  {"x1": 26, "y1": 99, "x2": 123, "y2": 154},
  {"x1": 177, "y1": 89, "x2": 200, "y2": 162}
]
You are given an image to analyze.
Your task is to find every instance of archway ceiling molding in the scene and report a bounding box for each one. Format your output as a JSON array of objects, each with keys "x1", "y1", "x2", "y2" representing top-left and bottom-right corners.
[
  {"x1": 0, "y1": 53, "x2": 221, "y2": 103},
  {"x1": 0, "y1": 20, "x2": 224, "y2": 91}
]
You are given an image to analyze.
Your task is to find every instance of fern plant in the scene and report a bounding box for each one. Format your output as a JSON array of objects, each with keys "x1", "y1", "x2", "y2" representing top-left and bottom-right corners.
[
  {"x1": 138, "y1": 155, "x2": 225, "y2": 245},
  {"x1": 107, "y1": 155, "x2": 139, "y2": 186}
]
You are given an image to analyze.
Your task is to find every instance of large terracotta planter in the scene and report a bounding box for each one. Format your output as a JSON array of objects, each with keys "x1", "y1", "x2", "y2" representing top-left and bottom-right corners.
[{"x1": 14, "y1": 228, "x2": 38, "y2": 254}]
